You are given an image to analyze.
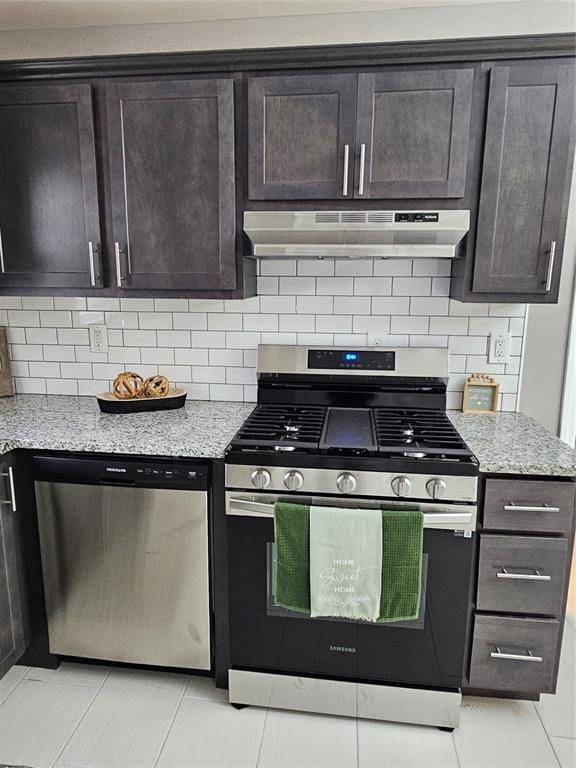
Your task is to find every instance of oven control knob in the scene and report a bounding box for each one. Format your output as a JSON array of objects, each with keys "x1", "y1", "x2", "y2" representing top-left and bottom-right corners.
[
  {"x1": 391, "y1": 476, "x2": 412, "y2": 497},
  {"x1": 426, "y1": 478, "x2": 447, "y2": 500},
  {"x1": 336, "y1": 472, "x2": 357, "y2": 494},
  {"x1": 284, "y1": 470, "x2": 304, "y2": 491},
  {"x1": 250, "y1": 468, "x2": 271, "y2": 489}
]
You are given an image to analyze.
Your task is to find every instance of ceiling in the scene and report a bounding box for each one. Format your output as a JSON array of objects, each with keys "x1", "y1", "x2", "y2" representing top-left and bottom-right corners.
[{"x1": 0, "y1": 0, "x2": 527, "y2": 32}]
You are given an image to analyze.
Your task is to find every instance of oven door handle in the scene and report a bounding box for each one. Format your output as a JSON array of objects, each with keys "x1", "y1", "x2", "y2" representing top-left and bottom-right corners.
[{"x1": 225, "y1": 497, "x2": 475, "y2": 530}]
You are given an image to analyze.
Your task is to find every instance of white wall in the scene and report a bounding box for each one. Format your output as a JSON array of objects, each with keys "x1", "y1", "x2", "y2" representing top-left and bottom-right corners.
[{"x1": 0, "y1": 1, "x2": 573, "y2": 60}]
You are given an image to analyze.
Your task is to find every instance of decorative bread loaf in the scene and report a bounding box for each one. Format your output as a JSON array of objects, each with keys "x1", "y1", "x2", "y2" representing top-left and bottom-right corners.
[
  {"x1": 144, "y1": 375, "x2": 170, "y2": 398},
  {"x1": 113, "y1": 371, "x2": 145, "y2": 400}
]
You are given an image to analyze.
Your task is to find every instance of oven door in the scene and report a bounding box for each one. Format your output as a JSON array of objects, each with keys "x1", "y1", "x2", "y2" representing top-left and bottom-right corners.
[{"x1": 226, "y1": 491, "x2": 476, "y2": 689}]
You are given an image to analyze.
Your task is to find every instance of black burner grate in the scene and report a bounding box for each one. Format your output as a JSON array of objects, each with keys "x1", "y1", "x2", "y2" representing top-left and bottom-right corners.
[
  {"x1": 231, "y1": 405, "x2": 326, "y2": 450},
  {"x1": 374, "y1": 408, "x2": 473, "y2": 459}
]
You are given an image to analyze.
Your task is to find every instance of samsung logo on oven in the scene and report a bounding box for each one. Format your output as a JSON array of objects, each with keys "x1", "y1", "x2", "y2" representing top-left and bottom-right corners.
[
  {"x1": 329, "y1": 645, "x2": 356, "y2": 654},
  {"x1": 106, "y1": 467, "x2": 127, "y2": 473}
]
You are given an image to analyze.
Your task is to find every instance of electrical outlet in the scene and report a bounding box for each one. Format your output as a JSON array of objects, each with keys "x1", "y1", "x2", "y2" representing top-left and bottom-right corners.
[
  {"x1": 488, "y1": 331, "x2": 510, "y2": 364},
  {"x1": 367, "y1": 333, "x2": 386, "y2": 347},
  {"x1": 89, "y1": 324, "x2": 108, "y2": 354}
]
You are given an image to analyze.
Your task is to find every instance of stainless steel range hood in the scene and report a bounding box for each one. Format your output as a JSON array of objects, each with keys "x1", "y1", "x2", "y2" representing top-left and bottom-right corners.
[{"x1": 244, "y1": 210, "x2": 470, "y2": 259}]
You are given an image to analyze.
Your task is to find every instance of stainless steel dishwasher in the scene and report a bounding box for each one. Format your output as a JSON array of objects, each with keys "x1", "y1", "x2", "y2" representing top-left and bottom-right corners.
[{"x1": 33, "y1": 454, "x2": 211, "y2": 670}]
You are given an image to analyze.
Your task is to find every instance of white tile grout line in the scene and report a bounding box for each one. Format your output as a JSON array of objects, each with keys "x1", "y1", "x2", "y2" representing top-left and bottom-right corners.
[
  {"x1": 48, "y1": 665, "x2": 113, "y2": 768},
  {"x1": 532, "y1": 701, "x2": 563, "y2": 768},
  {"x1": 0, "y1": 665, "x2": 30, "y2": 708},
  {"x1": 254, "y1": 704, "x2": 270, "y2": 768},
  {"x1": 151, "y1": 675, "x2": 191, "y2": 768}
]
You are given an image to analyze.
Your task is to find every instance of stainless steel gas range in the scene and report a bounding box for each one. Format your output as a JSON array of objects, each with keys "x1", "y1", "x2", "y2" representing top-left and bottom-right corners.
[{"x1": 224, "y1": 345, "x2": 479, "y2": 729}]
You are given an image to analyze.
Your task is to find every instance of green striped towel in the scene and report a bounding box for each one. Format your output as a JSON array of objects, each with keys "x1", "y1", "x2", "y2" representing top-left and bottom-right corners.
[{"x1": 274, "y1": 502, "x2": 423, "y2": 622}]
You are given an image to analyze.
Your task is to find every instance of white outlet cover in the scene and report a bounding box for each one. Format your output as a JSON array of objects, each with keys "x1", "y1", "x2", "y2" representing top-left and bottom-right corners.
[
  {"x1": 367, "y1": 333, "x2": 386, "y2": 347},
  {"x1": 488, "y1": 331, "x2": 510, "y2": 364},
  {"x1": 89, "y1": 324, "x2": 108, "y2": 354}
]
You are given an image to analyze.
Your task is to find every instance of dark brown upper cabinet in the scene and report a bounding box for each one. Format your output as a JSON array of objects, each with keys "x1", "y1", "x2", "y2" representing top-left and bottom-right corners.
[
  {"x1": 106, "y1": 78, "x2": 237, "y2": 291},
  {"x1": 355, "y1": 69, "x2": 473, "y2": 198},
  {"x1": 472, "y1": 63, "x2": 575, "y2": 299},
  {"x1": 247, "y1": 74, "x2": 357, "y2": 200},
  {"x1": 248, "y1": 68, "x2": 474, "y2": 201},
  {"x1": 0, "y1": 84, "x2": 102, "y2": 289}
]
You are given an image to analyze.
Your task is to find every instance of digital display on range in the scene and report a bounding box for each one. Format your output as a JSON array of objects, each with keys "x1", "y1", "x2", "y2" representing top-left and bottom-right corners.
[{"x1": 308, "y1": 349, "x2": 396, "y2": 371}]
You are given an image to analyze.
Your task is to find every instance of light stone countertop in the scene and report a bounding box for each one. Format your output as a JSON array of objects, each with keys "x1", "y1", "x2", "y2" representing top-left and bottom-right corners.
[
  {"x1": 0, "y1": 394, "x2": 255, "y2": 460},
  {"x1": 0, "y1": 395, "x2": 574, "y2": 475},
  {"x1": 449, "y1": 410, "x2": 576, "y2": 477}
]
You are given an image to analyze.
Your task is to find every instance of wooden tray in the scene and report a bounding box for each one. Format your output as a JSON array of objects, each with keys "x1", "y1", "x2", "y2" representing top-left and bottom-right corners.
[{"x1": 97, "y1": 387, "x2": 187, "y2": 414}]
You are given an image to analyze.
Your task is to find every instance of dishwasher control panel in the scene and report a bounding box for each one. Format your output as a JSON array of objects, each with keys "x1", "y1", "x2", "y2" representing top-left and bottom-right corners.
[{"x1": 33, "y1": 454, "x2": 209, "y2": 490}]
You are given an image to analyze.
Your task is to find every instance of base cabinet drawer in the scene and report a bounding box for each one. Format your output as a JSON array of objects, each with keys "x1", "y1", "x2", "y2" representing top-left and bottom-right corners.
[
  {"x1": 483, "y1": 479, "x2": 575, "y2": 534},
  {"x1": 477, "y1": 535, "x2": 569, "y2": 616},
  {"x1": 469, "y1": 615, "x2": 560, "y2": 694}
]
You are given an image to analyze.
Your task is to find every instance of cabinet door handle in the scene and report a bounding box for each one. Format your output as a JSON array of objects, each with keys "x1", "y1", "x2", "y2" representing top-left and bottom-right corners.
[
  {"x1": 545, "y1": 241, "x2": 556, "y2": 292},
  {"x1": 0, "y1": 467, "x2": 16, "y2": 512},
  {"x1": 342, "y1": 144, "x2": 350, "y2": 197},
  {"x1": 503, "y1": 503, "x2": 559, "y2": 513},
  {"x1": 490, "y1": 647, "x2": 542, "y2": 663},
  {"x1": 88, "y1": 241, "x2": 97, "y2": 287},
  {"x1": 358, "y1": 143, "x2": 366, "y2": 196},
  {"x1": 114, "y1": 242, "x2": 123, "y2": 287},
  {"x1": 497, "y1": 568, "x2": 551, "y2": 581}
]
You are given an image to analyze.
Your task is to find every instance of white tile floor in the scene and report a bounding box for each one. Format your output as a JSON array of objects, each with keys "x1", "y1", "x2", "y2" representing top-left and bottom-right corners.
[{"x1": 0, "y1": 621, "x2": 574, "y2": 768}]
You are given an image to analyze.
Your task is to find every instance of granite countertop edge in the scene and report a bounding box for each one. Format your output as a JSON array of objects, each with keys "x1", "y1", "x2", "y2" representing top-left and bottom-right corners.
[{"x1": 0, "y1": 395, "x2": 574, "y2": 476}]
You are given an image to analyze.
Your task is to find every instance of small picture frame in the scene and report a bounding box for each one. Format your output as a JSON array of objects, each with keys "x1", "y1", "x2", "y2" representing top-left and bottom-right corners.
[
  {"x1": 0, "y1": 328, "x2": 14, "y2": 397},
  {"x1": 462, "y1": 374, "x2": 499, "y2": 414}
]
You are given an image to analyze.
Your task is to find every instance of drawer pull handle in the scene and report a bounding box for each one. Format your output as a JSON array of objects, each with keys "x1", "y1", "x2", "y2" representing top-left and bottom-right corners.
[
  {"x1": 497, "y1": 568, "x2": 551, "y2": 581},
  {"x1": 491, "y1": 647, "x2": 543, "y2": 663},
  {"x1": 503, "y1": 503, "x2": 560, "y2": 513}
]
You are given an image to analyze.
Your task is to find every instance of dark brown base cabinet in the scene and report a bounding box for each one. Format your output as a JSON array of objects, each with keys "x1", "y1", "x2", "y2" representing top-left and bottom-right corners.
[
  {"x1": 466, "y1": 476, "x2": 576, "y2": 699},
  {"x1": 0, "y1": 36, "x2": 574, "y2": 300}
]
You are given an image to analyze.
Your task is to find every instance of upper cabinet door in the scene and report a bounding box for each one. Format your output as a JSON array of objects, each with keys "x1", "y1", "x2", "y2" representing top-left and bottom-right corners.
[
  {"x1": 0, "y1": 84, "x2": 102, "y2": 289},
  {"x1": 473, "y1": 63, "x2": 575, "y2": 296},
  {"x1": 355, "y1": 69, "x2": 473, "y2": 198},
  {"x1": 248, "y1": 74, "x2": 357, "y2": 200},
  {"x1": 107, "y1": 78, "x2": 237, "y2": 291}
]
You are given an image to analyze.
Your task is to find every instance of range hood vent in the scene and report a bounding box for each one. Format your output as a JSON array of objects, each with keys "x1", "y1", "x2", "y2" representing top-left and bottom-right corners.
[{"x1": 244, "y1": 210, "x2": 470, "y2": 260}]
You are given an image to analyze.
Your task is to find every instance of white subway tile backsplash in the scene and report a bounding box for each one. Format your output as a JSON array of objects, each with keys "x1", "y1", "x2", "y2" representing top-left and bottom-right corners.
[
  {"x1": 4, "y1": 260, "x2": 526, "y2": 406},
  {"x1": 120, "y1": 298, "x2": 154, "y2": 311},
  {"x1": 390, "y1": 316, "x2": 429, "y2": 334},
  {"x1": 58, "y1": 328, "x2": 89, "y2": 345},
  {"x1": 279, "y1": 314, "x2": 315, "y2": 332},
  {"x1": 47, "y1": 378, "x2": 79, "y2": 395},
  {"x1": 157, "y1": 330, "x2": 190, "y2": 347},
  {"x1": 410, "y1": 297, "x2": 449, "y2": 316},
  {"x1": 43, "y1": 345, "x2": 76, "y2": 362},
  {"x1": 297, "y1": 259, "x2": 335, "y2": 276},
  {"x1": 8, "y1": 310, "x2": 40, "y2": 327},
  {"x1": 243, "y1": 314, "x2": 278, "y2": 332},
  {"x1": 336, "y1": 260, "x2": 373, "y2": 276},
  {"x1": 124, "y1": 330, "x2": 157, "y2": 347},
  {"x1": 22, "y1": 297, "x2": 54, "y2": 310},
  {"x1": 354, "y1": 277, "x2": 392, "y2": 296},
  {"x1": 105, "y1": 312, "x2": 139, "y2": 329},
  {"x1": 333, "y1": 297, "x2": 371, "y2": 315},
  {"x1": 501, "y1": 393, "x2": 518, "y2": 410},
  {"x1": 260, "y1": 295, "x2": 296, "y2": 314},
  {"x1": 139, "y1": 312, "x2": 173, "y2": 330},
  {"x1": 392, "y1": 277, "x2": 431, "y2": 296},
  {"x1": 25, "y1": 328, "x2": 58, "y2": 345},
  {"x1": 297, "y1": 296, "x2": 333, "y2": 314},
  {"x1": 317, "y1": 277, "x2": 353, "y2": 295},
  {"x1": 29, "y1": 361, "x2": 61, "y2": 378},
  {"x1": 371, "y1": 296, "x2": 410, "y2": 315},
  {"x1": 40, "y1": 310, "x2": 72, "y2": 328},
  {"x1": 373, "y1": 259, "x2": 412, "y2": 276},
  {"x1": 174, "y1": 348, "x2": 209, "y2": 365},
  {"x1": 279, "y1": 277, "x2": 315, "y2": 295},
  {"x1": 316, "y1": 315, "x2": 352, "y2": 333},
  {"x1": 173, "y1": 313, "x2": 208, "y2": 330},
  {"x1": 207, "y1": 314, "x2": 242, "y2": 331}
]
